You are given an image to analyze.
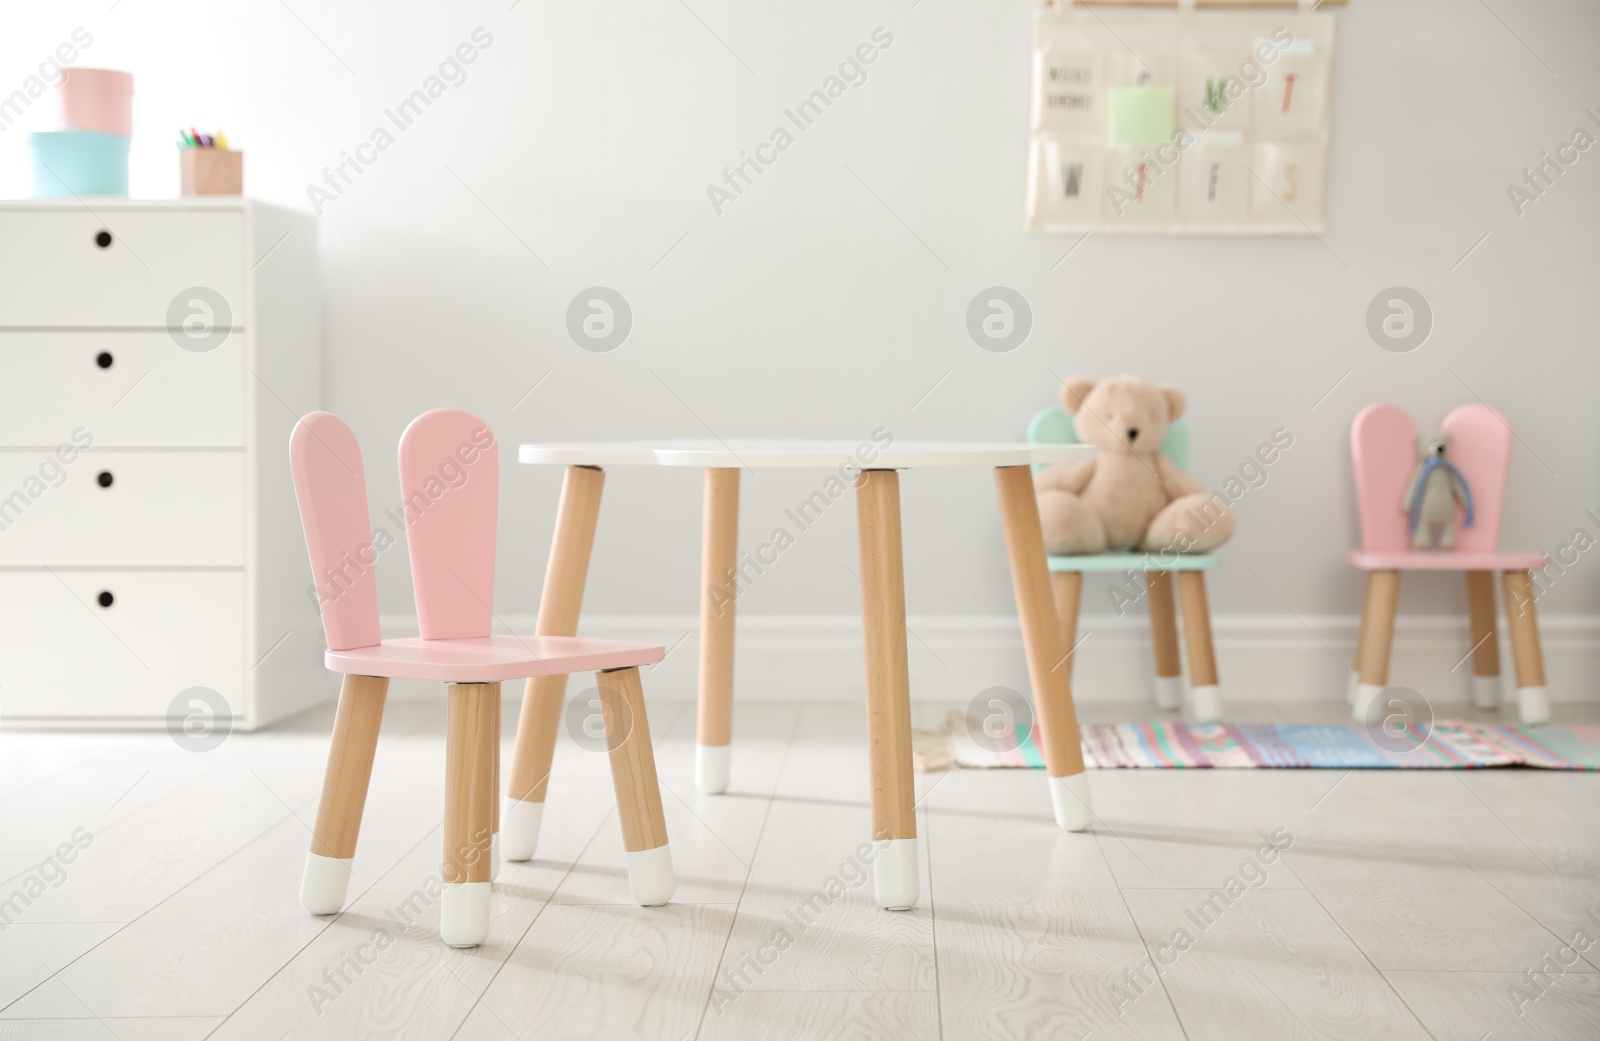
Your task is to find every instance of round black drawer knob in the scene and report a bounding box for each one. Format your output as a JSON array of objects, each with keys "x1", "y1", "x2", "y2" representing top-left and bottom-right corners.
[
  {"x1": 97, "y1": 591, "x2": 114, "y2": 608},
  {"x1": 96, "y1": 351, "x2": 114, "y2": 369},
  {"x1": 95, "y1": 230, "x2": 112, "y2": 248},
  {"x1": 97, "y1": 471, "x2": 114, "y2": 488}
]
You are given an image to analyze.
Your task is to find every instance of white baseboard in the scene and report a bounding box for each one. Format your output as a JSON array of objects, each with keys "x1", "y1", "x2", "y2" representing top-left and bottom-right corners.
[{"x1": 377, "y1": 613, "x2": 1600, "y2": 706}]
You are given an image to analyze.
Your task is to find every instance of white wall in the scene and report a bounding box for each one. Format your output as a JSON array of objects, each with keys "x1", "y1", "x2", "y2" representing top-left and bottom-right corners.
[{"x1": 4, "y1": 0, "x2": 1597, "y2": 702}]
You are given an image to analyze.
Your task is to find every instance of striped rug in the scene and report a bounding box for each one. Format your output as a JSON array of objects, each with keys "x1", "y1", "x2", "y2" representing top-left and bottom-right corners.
[{"x1": 927, "y1": 715, "x2": 1600, "y2": 770}]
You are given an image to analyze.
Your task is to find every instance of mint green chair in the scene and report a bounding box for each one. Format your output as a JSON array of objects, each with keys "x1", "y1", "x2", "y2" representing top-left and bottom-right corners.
[{"x1": 1028, "y1": 406, "x2": 1223, "y2": 721}]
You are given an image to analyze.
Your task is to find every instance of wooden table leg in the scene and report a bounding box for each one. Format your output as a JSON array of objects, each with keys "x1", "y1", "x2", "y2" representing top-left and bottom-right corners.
[
  {"x1": 993, "y1": 465, "x2": 1091, "y2": 832},
  {"x1": 1353, "y1": 569, "x2": 1401, "y2": 721},
  {"x1": 442, "y1": 682, "x2": 496, "y2": 947},
  {"x1": 505, "y1": 464, "x2": 605, "y2": 862},
  {"x1": 1145, "y1": 570, "x2": 1183, "y2": 711},
  {"x1": 854, "y1": 469, "x2": 919, "y2": 910},
  {"x1": 697, "y1": 467, "x2": 740, "y2": 794},
  {"x1": 1465, "y1": 570, "x2": 1502, "y2": 709},
  {"x1": 601, "y1": 666, "x2": 676, "y2": 906},
  {"x1": 1502, "y1": 570, "x2": 1550, "y2": 724},
  {"x1": 301, "y1": 673, "x2": 388, "y2": 915},
  {"x1": 1176, "y1": 572, "x2": 1222, "y2": 722}
]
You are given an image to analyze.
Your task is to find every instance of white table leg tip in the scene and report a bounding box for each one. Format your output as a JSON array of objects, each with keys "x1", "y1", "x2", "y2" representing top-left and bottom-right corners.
[
  {"x1": 1517, "y1": 686, "x2": 1551, "y2": 726},
  {"x1": 873, "y1": 839, "x2": 919, "y2": 910},
  {"x1": 1352, "y1": 683, "x2": 1384, "y2": 723},
  {"x1": 695, "y1": 744, "x2": 731, "y2": 794},
  {"x1": 1189, "y1": 684, "x2": 1223, "y2": 723},
  {"x1": 300, "y1": 853, "x2": 353, "y2": 916},
  {"x1": 440, "y1": 882, "x2": 491, "y2": 947},
  {"x1": 626, "y1": 844, "x2": 677, "y2": 906},
  {"x1": 1472, "y1": 674, "x2": 1502, "y2": 710},
  {"x1": 1153, "y1": 675, "x2": 1183, "y2": 712},
  {"x1": 490, "y1": 834, "x2": 500, "y2": 883},
  {"x1": 501, "y1": 798, "x2": 543, "y2": 863},
  {"x1": 1049, "y1": 773, "x2": 1093, "y2": 832}
]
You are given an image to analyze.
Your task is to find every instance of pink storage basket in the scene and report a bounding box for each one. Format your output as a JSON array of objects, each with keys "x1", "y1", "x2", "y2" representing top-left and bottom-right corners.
[{"x1": 58, "y1": 68, "x2": 133, "y2": 137}]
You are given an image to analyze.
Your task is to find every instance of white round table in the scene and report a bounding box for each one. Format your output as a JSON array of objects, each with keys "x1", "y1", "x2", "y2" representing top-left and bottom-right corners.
[
  {"x1": 507, "y1": 439, "x2": 1095, "y2": 910},
  {"x1": 517, "y1": 439, "x2": 1089, "y2": 468}
]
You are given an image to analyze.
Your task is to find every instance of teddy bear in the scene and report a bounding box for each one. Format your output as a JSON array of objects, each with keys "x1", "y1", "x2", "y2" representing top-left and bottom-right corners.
[
  {"x1": 1402, "y1": 433, "x2": 1473, "y2": 550},
  {"x1": 1034, "y1": 375, "x2": 1235, "y2": 556}
]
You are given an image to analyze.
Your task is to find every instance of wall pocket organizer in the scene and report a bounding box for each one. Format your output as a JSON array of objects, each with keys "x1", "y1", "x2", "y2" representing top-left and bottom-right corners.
[{"x1": 1027, "y1": 6, "x2": 1335, "y2": 235}]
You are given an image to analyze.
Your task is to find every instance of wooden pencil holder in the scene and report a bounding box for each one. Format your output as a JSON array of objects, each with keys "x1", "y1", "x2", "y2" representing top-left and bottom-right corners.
[{"x1": 180, "y1": 149, "x2": 243, "y2": 196}]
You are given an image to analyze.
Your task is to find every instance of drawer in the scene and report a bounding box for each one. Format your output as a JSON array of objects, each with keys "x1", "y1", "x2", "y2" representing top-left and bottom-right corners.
[
  {"x1": 0, "y1": 451, "x2": 242, "y2": 566},
  {"x1": 0, "y1": 210, "x2": 243, "y2": 328},
  {"x1": 0, "y1": 331, "x2": 243, "y2": 447},
  {"x1": 0, "y1": 570, "x2": 242, "y2": 721}
]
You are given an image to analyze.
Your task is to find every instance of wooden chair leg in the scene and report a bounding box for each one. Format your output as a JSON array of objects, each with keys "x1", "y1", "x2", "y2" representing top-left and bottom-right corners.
[
  {"x1": 993, "y1": 465, "x2": 1091, "y2": 834},
  {"x1": 1051, "y1": 572, "x2": 1084, "y2": 681},
  {"x1": 855, "y1": 469, "x2": 919, "y2": 910},
  {"x1": 1347, "y1": 579, "x2": 1372, "y2": 705},
  {"x1": 301, "y1": 673, "x2": 388, "y2": 915},
  {"x1": 1176, "y1": 572, "x2": 1222, "y2": 722},
  {"x1": 491, "y1": 687, "x2": 501, "y2": 881},
  {"x1": 696, "y1": 467, "x2": 740, "y2": 794},
  {"x1": 1353, "y1": 570, "x2": 1401, "y2": 721},
  {"x1": 1045, "y1": 570, "x2": 1083, "y2": 755},
  {"x1": 506, "y1": 464, "x2": 604, "y2": 862},
  {"x1": 1465, "y1": 570, "x2": 1502, "y2": 709},
  {"x1": 1145, "y1": 570, "x2": 1183, "y2": 711},
  {"x1": 1502, "y1": 570, "x2": 1550, "y2": 724},
  {"x1": 442, "y1": 682, "x2": 496, "y2": 947},
  {"x1": 599, "y1": 666, "x2": 675, "y2": 906}
]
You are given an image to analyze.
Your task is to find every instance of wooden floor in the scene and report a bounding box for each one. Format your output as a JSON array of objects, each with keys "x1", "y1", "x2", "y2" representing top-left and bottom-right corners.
[{"x1": 1, "y1": 698, "x2": 1597, "y2": 1041}]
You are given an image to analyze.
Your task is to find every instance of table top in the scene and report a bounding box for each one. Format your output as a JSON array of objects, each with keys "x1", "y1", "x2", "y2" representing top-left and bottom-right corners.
[
  {"x1": 514, "y1": 441, "x2": 670, "y2": 466},
  {"x1": 517, "y1": 439, "x2": 1094, "y2": 469}
]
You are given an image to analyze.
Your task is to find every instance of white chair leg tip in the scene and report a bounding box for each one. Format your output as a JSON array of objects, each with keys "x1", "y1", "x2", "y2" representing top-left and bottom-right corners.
[
  {"x1": 1517, "y1": 686, "x2": 1551, "y2": 726},
  {"x1": 300, "y1": 853, "x2": 353, "y2": 916},
  {"x1": 626, "y1": 844, "x2": 677, "y2": 906},
  {"x1": 1352, "y1": 683, "x2": 1383, "y2": 723},
  {"x1": 1050, "y1": 773, "x2": 1093, "y2": 832},
  {"x1": 1189, "y1": 684, "x2": 1223, "y2": 723},
  {"x1": 501, "y1": 798, "x2": 543, "y2": 863},
  {"x1": 1472, "y1": 674, "x2": 1502, "y2": 710},
  {"x1": 695, "y1": 744, "x2": 731, "y2": 795},
  {"x1": 873, "y1": 839, "x2": 919, "y2": 910},
  {"x1": 440, "y1": 882, "x2": 491, "y2": 947},
  {"x1": 1153, "y1": 675, "x2": 1183, "y2": 712}
]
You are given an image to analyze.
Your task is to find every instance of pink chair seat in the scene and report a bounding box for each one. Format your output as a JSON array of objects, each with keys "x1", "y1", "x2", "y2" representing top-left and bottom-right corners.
[
  {"x1": 325, "y1": 635, "x2": 664, "y2": 683},
  {"x1": 1348, "y1": 549, "x2": 1546, "y2": 572}
]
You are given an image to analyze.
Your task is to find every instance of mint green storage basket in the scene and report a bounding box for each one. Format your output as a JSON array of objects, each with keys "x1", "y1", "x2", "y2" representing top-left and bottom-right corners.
[{"x1": 30, "y1": 130, "x2": 131, "y2": 197}]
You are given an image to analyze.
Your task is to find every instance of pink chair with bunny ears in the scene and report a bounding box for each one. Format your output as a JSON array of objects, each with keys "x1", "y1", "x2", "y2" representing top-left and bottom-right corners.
[
  {"x1": 290, "y1": 409, "x2": 674, "y2": 948},
  {"x1": 1348, "y1": 403, "x2": 1549, "y2": 724}
]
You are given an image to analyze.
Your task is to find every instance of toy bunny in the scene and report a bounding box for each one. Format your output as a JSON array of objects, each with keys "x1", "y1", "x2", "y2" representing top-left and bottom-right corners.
[{"x1": 1402, "y1": 433, "x2": 1473, "y2": 549}]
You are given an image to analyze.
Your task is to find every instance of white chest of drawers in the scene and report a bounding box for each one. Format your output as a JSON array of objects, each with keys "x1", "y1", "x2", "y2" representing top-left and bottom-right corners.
[{"x1": 0, "y1": 199, "x2": 329, "y2": 730}]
